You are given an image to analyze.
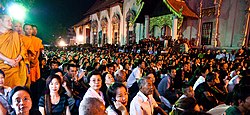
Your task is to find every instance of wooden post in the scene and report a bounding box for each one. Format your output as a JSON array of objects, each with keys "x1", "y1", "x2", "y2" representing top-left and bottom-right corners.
[
  {"x1": 197, "y1": 0, "x2": 203, "y2": 46},
  {"x1": 243, "y1": 7, "x2": 250, "y2": 48},
  {"x1": 214, "y1": 0, "x2": 223, "y2": 47}
]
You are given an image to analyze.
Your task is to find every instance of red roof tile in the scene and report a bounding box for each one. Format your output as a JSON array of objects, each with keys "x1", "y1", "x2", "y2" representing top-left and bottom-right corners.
[{"x1": 166, "y1": 0, "x2": 198, "y2": 18}]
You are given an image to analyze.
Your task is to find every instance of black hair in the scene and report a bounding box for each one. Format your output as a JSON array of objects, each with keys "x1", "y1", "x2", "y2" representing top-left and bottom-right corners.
[
  {"x1": 106, "y1": 82, "x2": 127, "y2": 114},
  {"x1": 44, "y1": 75, "x2": 62, "y2": 115},
  {"x1": 122, "y1": 62, "x2": 130, "y2": 68},
  {"x1": 62, "y1": 63, "x2": 69, "y2": 71},
  {"x1": 146, "y1": 67, "x2": 156, "y2": 76},
  {"x1": 137, "y1": 59, "x2": 145, "y2": 66},
  {"x1": 23, "y1": 23, "x2": 32, "y2": 30},
  {"x1": 98, "y1": 65, "x2": 107, "y2": 72},
  {"x1": 232, "y1": 84, "x2": 250, "y2": 106},
  {"x1": 201, "y1": 66, "x2": 209, "y2": 74},
  {"x1": 0, "y1": 69, "x2": 5, "y2": 78},
  {"x1": 50, "y1": 61, "x2": 60, "y2": 67},
  {"x1": 8, "y1": 86, "x2": 31, "y2": 105},
  {"x1": 107, "y1": 63, "x2": 114, "y2": 68},
  {"x1": 82, "y1": 61, "x2": 89, "y2": 69},
  {"x1": 205, "y1": 72, "x2": 215, "y2": 82},
  {"x1": 92, "y1": 62, "x2": 100, "y2": 69},
  {"x1": 41, "y1": 57, "x2": 46, "y2": 61},
  {"x1": 31, "y1": 24, "x2": 38, "y2": 29},
  {"x1": 67, "y1": 64, "x2": 77, "y2": 71},
  {"x1": 86, "y1": 70, "x2": 101, "y2": 83},
  {"x1": 176, "y1": 97, "x2": 197, "y2": 110},
  {"x1": 182, "y1": 83, "x2": 192, "y2": 93},
  {"x1": 101, "y1": 72, "x2": 110, "y2": 89},
  {"x1": 173, "y1": 97, "x2": 198, "y2": 115},
  {"x1": 50, "y1": 68, "x2": 63, "y2": 76},
  {"x1": 45, "y1": 74, "x2": 62, "y2": 94}
]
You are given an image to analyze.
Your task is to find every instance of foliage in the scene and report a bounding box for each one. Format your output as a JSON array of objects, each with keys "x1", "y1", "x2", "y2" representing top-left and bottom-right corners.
[{"x1": 150, "y1": 14, "x2": 183, "y2": 31}]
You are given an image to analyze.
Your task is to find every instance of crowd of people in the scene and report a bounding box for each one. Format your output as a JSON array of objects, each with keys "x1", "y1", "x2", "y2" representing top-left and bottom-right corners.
[{"x1": 1, "y1": 12, "x2": 250, "y2": 115}]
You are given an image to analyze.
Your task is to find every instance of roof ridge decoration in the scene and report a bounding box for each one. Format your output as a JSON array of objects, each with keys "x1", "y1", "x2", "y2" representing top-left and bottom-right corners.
[
  {"x1": 163, "y1": 0, "x2": 183, "y2": 18},
  {"x1": 163, "y1": 0, "x2": 198, "y2": 18},
  {"x1": 126, "y1": 9, "x2": 135, "y2": 22},
  {"x1": 136, "y1": 0, "x2": 142, "y2": 5},
  {"x1": 132, "y1": 0, "x2": 144, "y2": 24}
]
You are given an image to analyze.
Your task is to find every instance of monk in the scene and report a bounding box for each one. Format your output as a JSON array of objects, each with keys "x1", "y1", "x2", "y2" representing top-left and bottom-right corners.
[
  {"x1": 0, "y1": 14, "x2": 27, "y2": 88},
  {"x1": 23, "y1": 24, "x2": 43, "y2": 83},
  {"x1": 13, "y1": 21, "x2": 35, "y2": 87}
]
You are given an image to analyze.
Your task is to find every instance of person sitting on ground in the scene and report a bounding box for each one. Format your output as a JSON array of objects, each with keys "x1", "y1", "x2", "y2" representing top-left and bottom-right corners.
[
  {"x1": 158, "y1": 68, "x2": 179, "y2": 104},
  {"x1": 38, "y1": 75, "x2": 71, "y2": 115},
  {"x1": 127, "y1": 59, "x2": 146, "y2": 89},
  {"x1": 130, "y1": 76, "x2": 167, "y2": 115},
  {"x1": 178, "y1": 84, "x2": 195, "y2": 102},
  {"x1": 195, "y1": 72, "x2": 218, "y2": 111},
  {"x1": 170, "y1": 97, "x2": 200, "y2": 115},
  {"x1": 78, "y1": 97, "x2": 106, "y2": 115},
  {"x1": 106, "y1": 82, "x2": 129, "y2": 115},
  {"x1": 224, "y1": 76, "x2": 250, "y2": 115},
  {"x1": 8, "y1": 86, "x2": 41, "y2": 115},
  {"x1": 79, "y1": 70, "x2": 105, "y2": 106},
  {"x1": 0, "y1": 69, "x2": 12, "y2": 114},
  {"x1": 114, "y1": 69, "x2": 127, "y2": 86}
]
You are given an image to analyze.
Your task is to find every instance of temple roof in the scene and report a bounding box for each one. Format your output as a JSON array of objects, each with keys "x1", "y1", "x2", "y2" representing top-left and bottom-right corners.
[
  {"x1": 84, "y1": 0, "x2": 123, "y2": 16},
  {"x1": 165, "y1": 0, "x2": 198, "y2": 18},
  {"x1": 82, "y1": 0, "x2": 198, "y2": 24},
  {"x1": 135, "y1": 0, "x2": 171, "y2": 23},
  {"x1": 135, "y1": 0, "x2": 198, "y2": 23},
  {"x1": 74, "y1": 17, "x2": 90, "y2": 27}
]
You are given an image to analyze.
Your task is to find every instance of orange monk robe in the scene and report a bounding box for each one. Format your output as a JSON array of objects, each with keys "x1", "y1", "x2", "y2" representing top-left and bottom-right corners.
[
  {"x1": 0, "y1": 31, "x2": 27, "y2": 88},
  {"x1": 19, "y1": 34, "x2": 35, "y2": 87},
  {"x1": 30, "y1": 36, "x2": 43, "y2": 82}
]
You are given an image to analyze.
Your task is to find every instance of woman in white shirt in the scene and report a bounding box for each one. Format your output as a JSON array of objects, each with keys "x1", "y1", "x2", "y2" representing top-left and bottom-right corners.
[
  {"x1": 106, "y1": 82, "x2": 128, "y2": 115},
  {"x1": 80, "y1": 71, "x2": 105, "y2": 106}
]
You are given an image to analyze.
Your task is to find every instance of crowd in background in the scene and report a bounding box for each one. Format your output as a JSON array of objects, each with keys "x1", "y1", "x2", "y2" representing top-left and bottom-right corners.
[
  {"x1": 1, "y1": 12, "x2": 250, "y2": 115},
  {"x1": 34, "y1": 40, "x2": 250, "y2": 115}
]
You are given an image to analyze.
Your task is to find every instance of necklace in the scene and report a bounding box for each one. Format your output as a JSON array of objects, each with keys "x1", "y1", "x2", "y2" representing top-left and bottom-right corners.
[{"x1": 51, "y1": 96, "x2": 60, "y2": 105}]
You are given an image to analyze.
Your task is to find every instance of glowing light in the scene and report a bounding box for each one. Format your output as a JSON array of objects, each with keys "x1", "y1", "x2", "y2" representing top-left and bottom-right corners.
[
  {"x1": 59, "y1": 40, "x2": 66, "y2": 47},
  {"x1": 77, "y1": 35, "x2": 84, "y2": 42},
  {"x1": 7, "y1": 3, "x2": 26, "y2": 21}
]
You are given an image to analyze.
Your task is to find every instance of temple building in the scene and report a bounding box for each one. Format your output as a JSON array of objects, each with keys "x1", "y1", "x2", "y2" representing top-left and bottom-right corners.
[{"x1": 74, "y1": 0, "x2": 250, "y2": 48}]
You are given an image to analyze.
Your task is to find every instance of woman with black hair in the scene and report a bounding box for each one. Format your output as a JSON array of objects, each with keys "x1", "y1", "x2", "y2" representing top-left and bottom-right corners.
[
  {"x1": 106, "y1": 82, "x2": 128, "y2": 115},
  {"x1": 79, "y1": 70, "x2": 105, "y2": 107},
  {"x1": 38, "y1": 75, "x2": 71, "y2": 115},
  {"x1": 8, "y1": 86, "x2": 41, "y2": 115}
]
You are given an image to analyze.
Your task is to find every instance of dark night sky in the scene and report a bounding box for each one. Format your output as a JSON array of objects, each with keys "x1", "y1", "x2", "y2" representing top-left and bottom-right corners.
[{"x1": 26, "y1": 0, "x2": 95, "y2": 44}]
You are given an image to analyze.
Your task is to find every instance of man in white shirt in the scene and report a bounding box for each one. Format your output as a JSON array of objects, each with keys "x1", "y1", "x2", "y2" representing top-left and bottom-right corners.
[
  {"x1": 193, "y1": 67, "x2": 209, "y2": 90},
  {"x1": 115, "y1": 58, "x2": 123, "y2": 70},
  {"x1": 130, "y1": 77, "x2": 167, "y2": 115},
  {"x1": 127, "y1": 60, "x2": 146, "y2": 88}
]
